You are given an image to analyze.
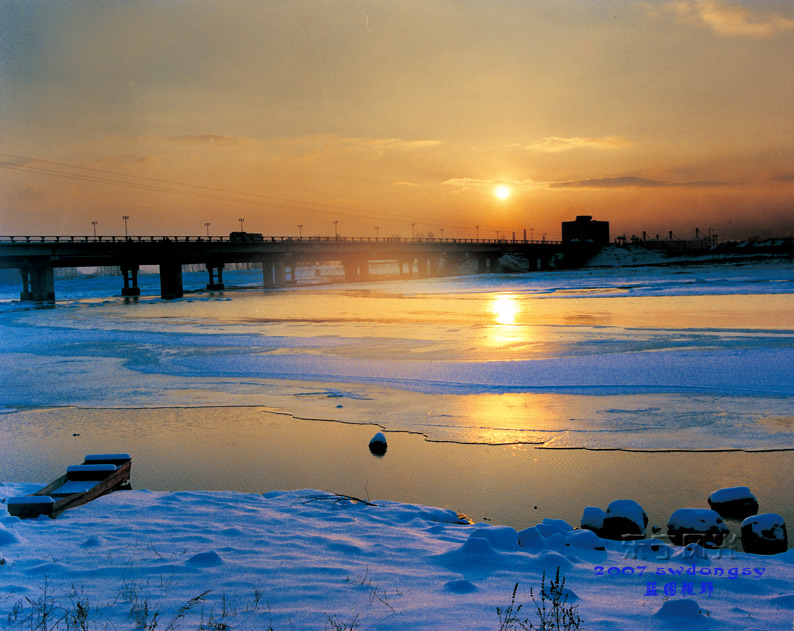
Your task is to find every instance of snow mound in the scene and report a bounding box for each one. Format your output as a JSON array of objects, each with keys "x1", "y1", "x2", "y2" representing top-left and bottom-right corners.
[
  {"x1": 186, "y1": 550, "x2": 224, "y2": 567},
  {"x1": 654, "y1": 598, "x2": 702, "y2": 619},
  {"x1": 0, "y1": 522, "x2": 22, "y2": 545}
]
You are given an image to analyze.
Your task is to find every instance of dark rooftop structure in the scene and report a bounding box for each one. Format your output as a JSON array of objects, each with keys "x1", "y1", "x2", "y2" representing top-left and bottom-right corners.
[{"x1": 561, "y1": 215, "x2": 610, "y2": 246}]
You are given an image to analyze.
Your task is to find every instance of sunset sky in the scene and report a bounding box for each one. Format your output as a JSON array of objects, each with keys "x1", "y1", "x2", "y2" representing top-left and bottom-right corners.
[{"x1": 2, "y1": 0, "x2": 794, "y2": 241}]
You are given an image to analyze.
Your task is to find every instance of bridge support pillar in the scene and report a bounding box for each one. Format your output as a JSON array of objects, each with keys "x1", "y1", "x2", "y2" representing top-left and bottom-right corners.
[
  {"x1": 342, "y1": 256, "x2": 370, "y2": 282},
  {"x1": 159, "y1": 262, "x2": 183, "y2": 299},
  {"x1": 19, "y1": 265, "x2": 55, "y2": 301},
  {"x1": 261, "y1": 258, "x2": 275, "y2": 289},
  {"x1": 206, "y1": 263, "x2": 224, "y2": 290},
  {"x1": 274, "y1": 258, "x2": 287, "y2": 286},
  {"x1": 121, "y1": 265, "x2": 141, "y2": 296}
]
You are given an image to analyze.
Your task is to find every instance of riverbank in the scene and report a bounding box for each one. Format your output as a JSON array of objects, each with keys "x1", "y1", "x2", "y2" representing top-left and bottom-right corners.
[{"x1": 2, "y1": 484, "x2": 793, "y2": 630}]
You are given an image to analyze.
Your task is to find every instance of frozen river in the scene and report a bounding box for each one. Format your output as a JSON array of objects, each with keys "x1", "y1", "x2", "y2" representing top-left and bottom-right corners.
[{"x1": 1, "y1": 257, "x2": 792, "y2": 532}]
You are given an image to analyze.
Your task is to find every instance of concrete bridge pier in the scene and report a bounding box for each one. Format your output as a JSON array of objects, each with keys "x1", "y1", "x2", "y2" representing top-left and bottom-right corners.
[
  {"x1": 121, "y1": 265, "x2": 141, "y2": 296},
  {"x1": 261, "y1": 257, "x2": 275, "y2": 289},
  {"x1": 19, "y1": 264, "x2": 55, "y2": 301},
  {"x1": 261, "y1": 256, "x2": 288, "y2": 288},
  {"x1": 206, "y1": 263, "x2": 224, "y2": 290},
  {"x1": 274, "y1": 258, "x2": 287, "y2": 286},
  {"x1": 159, "y1": 262, "x2": 183, "y2": 299},
  {"x1": 342, "y1": 256, "x2": 369, "y2": 282}
]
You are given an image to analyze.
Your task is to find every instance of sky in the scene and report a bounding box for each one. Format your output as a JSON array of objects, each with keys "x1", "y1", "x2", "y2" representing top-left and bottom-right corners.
[{"x1": 1, "y1": 0, "x2": 794, "y2": 241}]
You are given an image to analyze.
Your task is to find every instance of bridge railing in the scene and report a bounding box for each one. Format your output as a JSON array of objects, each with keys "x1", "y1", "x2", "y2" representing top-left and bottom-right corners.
[{"x1": 0, "y1": 235, "x2": 562, "y2": 245}]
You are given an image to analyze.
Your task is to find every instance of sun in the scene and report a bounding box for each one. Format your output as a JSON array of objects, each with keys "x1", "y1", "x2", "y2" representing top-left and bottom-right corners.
[{"x1": 494, "y1": 185, "x2": 511, "y2": 200}]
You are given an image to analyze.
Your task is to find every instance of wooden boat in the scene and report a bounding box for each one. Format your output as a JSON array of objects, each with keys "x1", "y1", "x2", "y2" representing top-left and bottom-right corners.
[{"x1": 6, "y1": 453, "x2": 131, "y2": 519}]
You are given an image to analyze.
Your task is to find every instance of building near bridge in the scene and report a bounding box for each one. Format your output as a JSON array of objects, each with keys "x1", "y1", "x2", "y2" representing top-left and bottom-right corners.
[{"x1": 561, "y1": 215, "x2": 610, "y2": 246}]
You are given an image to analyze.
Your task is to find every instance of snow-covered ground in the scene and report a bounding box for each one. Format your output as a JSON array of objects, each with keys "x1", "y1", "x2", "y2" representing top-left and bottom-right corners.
[{"x1": 2, "y1": 483, "x2": 794, "y2": 630}]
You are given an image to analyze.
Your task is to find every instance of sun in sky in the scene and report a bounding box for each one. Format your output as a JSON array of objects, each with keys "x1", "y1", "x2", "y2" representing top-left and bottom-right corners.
[{"x1": 494, "y1": 185, "x2": 512, "y2": 200}]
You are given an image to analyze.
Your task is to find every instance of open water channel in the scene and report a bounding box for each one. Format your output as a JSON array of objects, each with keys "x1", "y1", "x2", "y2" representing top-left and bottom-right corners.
[{"x1": 1, "y1": 258, "x2": 793, "y2": 544}]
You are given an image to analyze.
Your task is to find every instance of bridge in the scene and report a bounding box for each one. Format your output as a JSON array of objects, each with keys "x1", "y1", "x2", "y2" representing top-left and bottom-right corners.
[{"x1": 0, "y1": 228, "x2": 604, "y2": 301}]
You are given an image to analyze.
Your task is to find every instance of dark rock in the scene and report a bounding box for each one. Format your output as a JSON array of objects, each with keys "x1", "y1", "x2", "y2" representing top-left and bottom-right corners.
[
  {"x1": 741, "y1": 513, "x2": 787, "y2": 555},
  {"x1": 601, "y1": 500, "x2": 648, "y2": 540},
  {"x1": 707, "y1": 486, "x2": 759, "y2": 520},
  {"x1": 667, "y1": 508, "x2": 729, "y2": 548}
]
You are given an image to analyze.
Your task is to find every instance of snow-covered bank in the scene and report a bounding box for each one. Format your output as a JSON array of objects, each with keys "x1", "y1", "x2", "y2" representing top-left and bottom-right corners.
[{"x1": 1, "y1": 485, "x2": 793, "y2": 630}]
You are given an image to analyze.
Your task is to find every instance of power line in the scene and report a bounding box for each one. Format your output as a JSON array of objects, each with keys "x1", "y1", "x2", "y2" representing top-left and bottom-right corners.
[{"x1": 0, "y1": 153, "x2": 509, "y2": 234}]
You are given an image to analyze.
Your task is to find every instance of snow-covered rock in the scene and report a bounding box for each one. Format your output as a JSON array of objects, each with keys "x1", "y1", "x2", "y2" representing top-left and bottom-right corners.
[
  {"x1": 580, "y1": 506, "x2": 606, "y2": 535},
  {"x1": 741, "y1": 513, "x2": 787, "y2": 555},
  {"x1": 601, "y1": 500, "x2": 647, "y2": 540},
  {"x1": 707, "y1": 486, "x2": 759, "y2": 519},
  {"x1": 667, "y1": 508, "x2": 729, "y2": 548},
  {"x1": 368, "y1": 431, "x2": 387, "y2": 456}
]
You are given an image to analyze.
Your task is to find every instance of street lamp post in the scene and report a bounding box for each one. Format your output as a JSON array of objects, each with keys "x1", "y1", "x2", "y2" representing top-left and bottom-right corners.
[
  {"x1": 91, "y1": 221, "x2": 98, "y2": 239},
  {"x1": 411, "y1": 223, "x2": 415, "y2": 240},
  {"x1": 205, "y1": 222, "x2": 210, "y2": 237},
  {"x1": 440, "y1": 228, "x2": 444, "y2": 240},
  {"x1": 375, "y1": 226, "x2": 379, "y2": 240},
  {"x1": 122, "y1": 215, "x2": 129, "y2": 238},
  {"x1": 298, "y1": 224, "x2": 303, "y2": 238},
  {"x1": 239, "y1": 218, "x2": 245, "y2": 232},
  {"x1": 475, "y1": 225, "x2": 479, "y2": 240},
  {"x1": 333, "y1": 220, "x2": 338, "y2": 238}
]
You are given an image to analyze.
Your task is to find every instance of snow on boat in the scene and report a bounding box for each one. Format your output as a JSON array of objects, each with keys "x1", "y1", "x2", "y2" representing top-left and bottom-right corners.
[{"x1": 6, "y1": 453, "x2": 131, "y2": 519}]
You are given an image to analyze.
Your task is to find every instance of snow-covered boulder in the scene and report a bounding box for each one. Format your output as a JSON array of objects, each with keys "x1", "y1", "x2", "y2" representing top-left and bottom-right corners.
[
  {"x1": 667, "y1": 508, "x2": 729, "y2": 548},
  {"x1": 741, "y1": 513, "x2": 787, "y2": 555},
  {"x1": 707, "y1": 486, "x2": 758, "y2": 519},
  {"x1": 368, "y1": 432, "x2": 387, "y2": 456},
  {"x1": 580, "y1": 506, "x2": 606, "y2": 536},
  {"x1": 601, "y1": 500, "x2": 648, "y2": 540}
]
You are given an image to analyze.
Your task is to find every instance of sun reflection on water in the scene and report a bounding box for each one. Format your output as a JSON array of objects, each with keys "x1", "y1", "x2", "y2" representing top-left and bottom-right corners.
[{"x1": 488, "y1": 294, "x2": 521, "y2": 325}]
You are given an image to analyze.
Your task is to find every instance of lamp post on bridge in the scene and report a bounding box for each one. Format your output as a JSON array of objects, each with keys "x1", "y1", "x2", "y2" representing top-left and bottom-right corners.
[
  {"x1": 238, "y1": 218, "x2": 245, "y2": 232},
  {"x1": 475, "y1": 225, "x2": 479, "y2": 240},
  {"x1": 205, "y1": 222, "x2": 210, "y2": 237},
  {"x1": 411, "y1": 223, "x2": 415, "y2": 240},
  {"x1": 375, "y1": 226, "x2": 379, "y2": 240},
  {"x1": 91, "y1": 221, "x2": 98, "y2": 239},
  {"x1": 333, "y1": 220, "x2": 338, "y2": 239},
  {"x1": 122, "y1": 216, "x2": 129, "y2": 238},
  {"x1": 298, "y1": 224, "x2": 303, "y2": 238}
]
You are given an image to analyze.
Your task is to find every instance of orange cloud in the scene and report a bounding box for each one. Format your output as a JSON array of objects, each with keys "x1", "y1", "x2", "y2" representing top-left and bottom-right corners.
[
  {"x1": 666, "y1": 0, "x2": 794, "y2": 38},
  {"x1": 524, "y1": 136, "x2": 632, "y2": 153},
  {"x1": 550, "y1": 176, "x2": 730, "y2": 189}
]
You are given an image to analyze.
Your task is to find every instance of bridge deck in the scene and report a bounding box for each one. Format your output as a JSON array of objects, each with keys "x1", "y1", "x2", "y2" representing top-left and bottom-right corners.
[{"x1": 0, "y1": 235, "x2": 598, "y2": 301}]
